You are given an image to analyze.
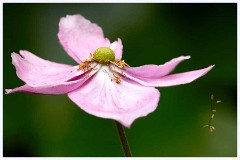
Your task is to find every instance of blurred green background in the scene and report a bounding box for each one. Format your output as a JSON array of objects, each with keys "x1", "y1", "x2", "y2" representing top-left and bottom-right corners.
[{"x1": 3, "y1": 3, "x2": 237, "y2": 157}]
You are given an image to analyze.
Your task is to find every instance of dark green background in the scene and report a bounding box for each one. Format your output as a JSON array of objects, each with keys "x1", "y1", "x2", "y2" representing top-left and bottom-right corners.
[{"x1": 3, "y1": 3, "x2": 237, "y2": 157}]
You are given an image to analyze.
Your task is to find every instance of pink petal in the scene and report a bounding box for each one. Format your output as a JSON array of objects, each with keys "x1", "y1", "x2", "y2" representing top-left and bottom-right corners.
[
  {"x1": 126, "y1": 56, "x2": 191, "y2": 78},
  {"x1": 58, "y1": 14, "x2": 110, "y2": 63},
  {"x1": 122, "y1": 65, "x2": 214, "y2": 87},
  {"x1": 68, "y1": 66, "x2": 160, "y2": 128},
  {"x1": 6, "y1": 66, "x2": 100, "y2": 95},
  {"x1": 11, "y1": 50, "x2": 87, "y2": 87},
  {"x1": 110, "y1": 38, "x2": 123, "y2": 59},
  {"x1": 19, "y1": 50, "x2": 71, "y2": 68},
  {"x1": 6, "y1": 81, "x2": 82, "y2": 95}
]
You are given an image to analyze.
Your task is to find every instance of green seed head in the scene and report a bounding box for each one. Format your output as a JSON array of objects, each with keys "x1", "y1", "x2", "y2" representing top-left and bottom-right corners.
[{"x1": 93, "y1": 47, "x2": 115, "y2": 64}]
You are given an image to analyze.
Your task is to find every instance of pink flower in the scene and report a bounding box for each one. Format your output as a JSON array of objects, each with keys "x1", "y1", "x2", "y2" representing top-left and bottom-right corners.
[{"x1": 6, "y1": 14, "x2": 214, "y2": 128}]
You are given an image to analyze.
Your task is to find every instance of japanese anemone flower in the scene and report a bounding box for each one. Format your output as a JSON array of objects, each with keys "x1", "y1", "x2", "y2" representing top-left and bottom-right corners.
[{"x1": 6, "y1": 14, "x2": 214, "y2": 128}]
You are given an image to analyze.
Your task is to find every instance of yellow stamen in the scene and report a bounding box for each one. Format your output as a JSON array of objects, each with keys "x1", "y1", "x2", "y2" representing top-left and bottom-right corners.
[{"x1": 78, "y1": 50, "x2": 130, "y2": 84}]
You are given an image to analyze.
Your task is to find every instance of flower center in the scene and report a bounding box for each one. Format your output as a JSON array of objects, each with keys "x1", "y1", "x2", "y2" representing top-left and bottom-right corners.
[
  {"x1": 93, "y1": 47, "x2": 115, "y2": 64},
  {"x1": 78, "y1": 48, "x2": 130, "y2": 84}
]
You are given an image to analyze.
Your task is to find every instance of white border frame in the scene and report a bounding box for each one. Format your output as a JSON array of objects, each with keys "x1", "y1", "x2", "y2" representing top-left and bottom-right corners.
[{"x1": 1, "y1": 1, "x2": 238, "y2": 160}]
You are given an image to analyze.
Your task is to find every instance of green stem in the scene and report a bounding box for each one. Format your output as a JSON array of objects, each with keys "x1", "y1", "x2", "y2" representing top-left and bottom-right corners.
[{"x1": 114, "y1": 121, "x2": 132, "y2": 157}]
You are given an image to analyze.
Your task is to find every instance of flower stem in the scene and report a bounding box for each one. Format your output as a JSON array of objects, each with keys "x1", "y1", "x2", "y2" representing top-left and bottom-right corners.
[{"x1": 114, "y1": 121, "x2": 132, "y2": 157}]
